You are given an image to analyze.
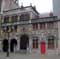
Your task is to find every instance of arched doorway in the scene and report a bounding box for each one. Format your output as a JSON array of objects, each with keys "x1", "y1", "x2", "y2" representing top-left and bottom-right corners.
[
  {"x1": 2, "y1": 39, "x2": 8, "y2": 52},
  {"x1": 20, "y1": 34, "x2": 29, "y2": 50},
  {"x1": 40, "y1": 41, "x2": 46, "y2": 54},
  {"x1": 10, "y1": 38, "x2": 17, "y2": 52}
]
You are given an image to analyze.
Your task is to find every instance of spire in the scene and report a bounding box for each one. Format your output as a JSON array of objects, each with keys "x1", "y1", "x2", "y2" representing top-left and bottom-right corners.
[
  {"x1": 30, "y1": 3, "x2": 32, "y2": 6},
  {"x1": 21, "y1": 2, "x2": 24, "y2": 8},
  {"x1": 50, "y1": 11, "x2": 53, "y2": 16}
]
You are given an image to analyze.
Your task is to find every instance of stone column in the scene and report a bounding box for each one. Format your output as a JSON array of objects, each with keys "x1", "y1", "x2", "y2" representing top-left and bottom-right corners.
[
  {"x1": 57, "y1": 21, "x2": 60, "y2": 54},
  {"x1": 0, "y1": 15, "x2": 3, "y2": 39},
  {"x1": 45, "y1": 23, "x2": 47, "y2": 30},
  {"x1": 29, "y1": 36, "x2": 32, "y2": 54},
  {"x1": 9, "y1": 16, "x2": 11, "y2": 23},
  {"x1": 17, "y1": 35, "x2": 20, "y2": 52},
  {"x1": 18, "y1": 15, "x2": 20, "y2": 22},
  {"x1": 29, "y1": 12, "x2": 31, "y2": 23},
  {"x1": 38, "y1": 23, "x2": 40, "y2": 30},
  {"x1": 58, "y1": 39, "x2": 60, "y2": 55},
  {"x1": 0, "y1": 16, "x2": 1, "y2": 38}
]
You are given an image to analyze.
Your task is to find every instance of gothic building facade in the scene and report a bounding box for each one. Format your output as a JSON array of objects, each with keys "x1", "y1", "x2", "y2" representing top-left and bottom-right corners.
[{"x1": 0, "y1": 0, "x2": 60, "y2": 55}]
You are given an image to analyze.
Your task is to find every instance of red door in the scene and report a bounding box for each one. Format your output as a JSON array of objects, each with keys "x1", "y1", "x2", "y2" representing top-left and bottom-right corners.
[{"x1": 40, "y1": 42, "x2": 46, "y2": 54}]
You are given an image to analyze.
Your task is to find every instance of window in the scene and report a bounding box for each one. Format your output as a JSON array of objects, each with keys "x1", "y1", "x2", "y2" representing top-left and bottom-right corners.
[
  {"x1": 48, "y1": 37, "x2": 54, "y2": 49},
  {"x1": 2, "y1": 25, "x2": 17, "y2": 32},
  {"x1": 11, "y1": 25, "x2": 17, "y2": 32},
  {"x1": 2, "y1": 26, "x2": 9, "y2": 32},
  {"x1": 32, "y1": 37, "x2": 38, "y2": 49},
  {"x1": 40, "y1": 23, "x2": 45, "y2": 29},
  {"x1": 11, "y1": 15, "x2": 18, "y2": 23},
  {"x1": 20, "y1": 13, "x2": 30, "y2": 21},
  {"x1": 4, "y1": 16, "x2": 9, "y2": 23},
  {"x1": 32, "y1": 23, "x2": 38, "y2": 30},
  {"x1": 47, "y1": 22, "x2": 54, "y2": 29},
  {"x1": 53, "y1": 22, "x2": 58, "y2": 29},
  {"x1": 14, "y1": 25, "x2": 17, "y2": 32}
]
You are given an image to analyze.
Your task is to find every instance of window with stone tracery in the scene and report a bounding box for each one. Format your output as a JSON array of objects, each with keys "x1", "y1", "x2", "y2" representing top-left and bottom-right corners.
[
  {"x1": 47, "y1": 22, "x2": 54, "y2": 29},
  {"x1": 48, "y1": 36, "x2": 54, "y2": 49},
  {"x1": 0, "y1": 0, "x2": 2, "y2": 12},
  {"x1": 32, "y1": 37, "x2": 38, "y2": 49}
]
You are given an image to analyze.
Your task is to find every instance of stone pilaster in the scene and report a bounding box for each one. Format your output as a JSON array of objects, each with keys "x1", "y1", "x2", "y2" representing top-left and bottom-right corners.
[
  {"x1": 9, "y1": 16, "x2": 11, "y2": 23},
  {"x1": 18, "y1": 15, "x2": 20, "y2": 22}
]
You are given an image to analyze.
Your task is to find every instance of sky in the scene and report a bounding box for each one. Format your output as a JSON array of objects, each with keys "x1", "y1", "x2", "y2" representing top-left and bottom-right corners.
[{"x1": 18, "y1": 0, "x2": 53, "y2": 14}]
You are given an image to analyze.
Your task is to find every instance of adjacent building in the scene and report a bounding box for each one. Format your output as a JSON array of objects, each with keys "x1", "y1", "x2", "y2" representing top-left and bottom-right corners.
[{"x1": 53, "y1": 0, "x2": 60, "y2": 19}]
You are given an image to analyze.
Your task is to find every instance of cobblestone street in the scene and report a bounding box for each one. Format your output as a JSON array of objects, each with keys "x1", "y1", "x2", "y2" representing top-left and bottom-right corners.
[{"x1": 0, "y1": 52, "x2": 60, "y2": 59}]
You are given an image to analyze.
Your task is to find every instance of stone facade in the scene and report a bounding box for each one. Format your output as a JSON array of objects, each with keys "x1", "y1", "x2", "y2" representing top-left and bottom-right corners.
[{"x1": 0, "y1": 0, "x2": 60, "y2": 55}]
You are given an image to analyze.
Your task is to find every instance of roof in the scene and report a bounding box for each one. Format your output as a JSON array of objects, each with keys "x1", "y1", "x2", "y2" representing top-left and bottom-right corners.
[
  {"x1": 3, "y1": 6, "x2": 39, "y2": 14},
  {"x1": 31, "y1": 16, "x2": 58, "y2": 23}
]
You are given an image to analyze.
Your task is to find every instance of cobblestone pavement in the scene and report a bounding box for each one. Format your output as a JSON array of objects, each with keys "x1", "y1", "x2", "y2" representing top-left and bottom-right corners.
[{"x1": 0, "y1": 52, "x2": 60, "y2": 59}]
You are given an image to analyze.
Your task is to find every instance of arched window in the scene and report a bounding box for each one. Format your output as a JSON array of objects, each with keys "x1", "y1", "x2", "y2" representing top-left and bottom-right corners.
[
  {"x1": 11, "y1": 15, "x2": 18, "y2": 23},
  {"x1": 48, "y1": 36, "x2": 54, "y2": 49},
  {"x1": 2, "y1": 26, "x2": 9, "y2": 32},
  {"x1": 47, "y1": 22, "x2": 54, "y2": 29},
  {"x1": 32, "y1": 23, "x2": 38, "y2": 30},
  {"x1": 32, "y1": 36, "x2": 38, "y2": 49},
  {"x1": 11, "y1": 25, "x2": 17, "y2": 32},
  {"x1": 40, "y1": 23, "x2": 45, "y2": 30}
]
